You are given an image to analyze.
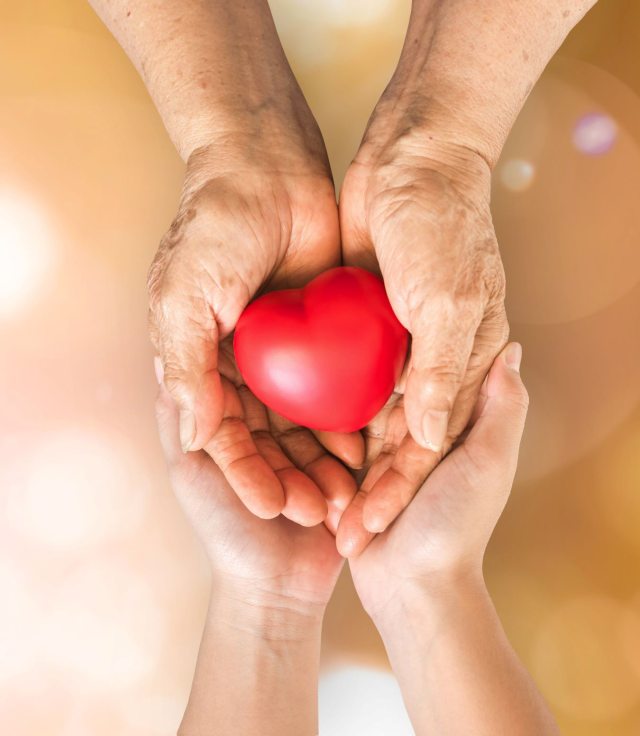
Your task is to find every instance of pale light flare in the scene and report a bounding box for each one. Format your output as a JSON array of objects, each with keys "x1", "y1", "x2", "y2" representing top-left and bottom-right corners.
[
  {"x1": 0, "y1": 560, "x2": 39, "y2": 684},
  {"x1": 122, "y1": 692, "x2": 186, "y2": 735},
  {"x1": 5, "y1": 426, "x2": 150, "y2": 550},
  {"x1": 319, "y1": 666, "x2": 413, "y2": 735},
  {"x1": 0, "y1": 188, "x2": 56, "y2": 319},
  {"x1": 44, "y1": 560, "x2": 166, "y2": 691},
  {"x1": 573, "y1": 112, "x2": 618, "y2": 155},
  {"x1": 499, "y1": 158, "x2": 535, "y2": 192},
  {"x1": 322, "y1": 0, "x2": 394, "y2": 26}
]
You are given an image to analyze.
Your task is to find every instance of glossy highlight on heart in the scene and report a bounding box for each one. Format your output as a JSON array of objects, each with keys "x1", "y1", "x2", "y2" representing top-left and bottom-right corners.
[{"x1": 233, "y1": 266, "x2": 409, "y2": 432}]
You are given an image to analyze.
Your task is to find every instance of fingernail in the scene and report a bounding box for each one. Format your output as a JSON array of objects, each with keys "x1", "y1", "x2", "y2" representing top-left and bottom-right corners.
[
  {"x1": 179, "y1": 409, "x2": 196, "y2": 453},
  {"x1": 421, "y1": 409, "x2": 449, "y2": 452},
  {"x1": 504, "y1": 343, "x2": 522, "y2": 373},
  {"x1": 153, "y1": 356, "x2": 164, "y2": 384}
]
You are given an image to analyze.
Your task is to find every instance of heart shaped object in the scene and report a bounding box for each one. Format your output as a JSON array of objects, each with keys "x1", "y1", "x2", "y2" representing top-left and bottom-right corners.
[{"x1": 233, "y1": 266, "x2": 409, "y2": 432}]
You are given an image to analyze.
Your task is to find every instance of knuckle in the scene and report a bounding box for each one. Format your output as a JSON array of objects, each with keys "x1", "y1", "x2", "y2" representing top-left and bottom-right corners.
[
  {"x1": 420, "y1": 372, "x2": 460, "y2": 410},
  {"x1": 424, "y1": 366, "x2": 462, "y2": 389},
  {"x1": 162, "y1": 372, "x2": 185, "y2": 400},
  {"x1": 424, "y1": 289, "x2": 485, "y2": 317}
]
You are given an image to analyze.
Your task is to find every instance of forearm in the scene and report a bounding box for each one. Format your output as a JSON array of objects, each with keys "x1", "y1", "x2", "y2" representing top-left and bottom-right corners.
[
  {"x1": 180, "y1": 586, "x2": 324, "y2": 736},
  {"x1": 89, "y1": 0, "x2": 324, "y2": 162},
  {"x1": 374, "y1": 574, "x2": 558, "y2": 736},
  {"x1": 363, "y1": 0, "x2": 598, "y2": 167}
]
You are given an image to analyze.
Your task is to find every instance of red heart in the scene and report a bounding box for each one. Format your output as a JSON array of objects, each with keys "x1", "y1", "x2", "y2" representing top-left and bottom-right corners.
[{"x1": 233, "y1": 266, "x2": 409, "y2": 432}]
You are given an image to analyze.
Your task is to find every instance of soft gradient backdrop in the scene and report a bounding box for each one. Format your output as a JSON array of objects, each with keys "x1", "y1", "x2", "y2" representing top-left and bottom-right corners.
[{"x1": 1, "y1": 1, "x2": 639, "y2": 734}]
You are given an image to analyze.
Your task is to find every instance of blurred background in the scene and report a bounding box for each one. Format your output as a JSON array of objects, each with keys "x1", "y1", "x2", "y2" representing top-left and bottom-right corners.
[{"x1": 1, "y1": 1, "x2": 639, "y2": 734}]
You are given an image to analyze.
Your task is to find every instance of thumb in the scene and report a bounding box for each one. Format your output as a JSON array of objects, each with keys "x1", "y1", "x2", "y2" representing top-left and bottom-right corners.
[
  {"x1": 149, "y1": 281, "x2": 226, "y2": 454},
  {"x1": 463, "y1": 342, "x2": 529, "y2": 478},
  {"x1": 404, "y1": 298, "x2": 482, "y2": 452},
  {"x1": 154, "y1": 359, "x2": 184, "y2": 465}
]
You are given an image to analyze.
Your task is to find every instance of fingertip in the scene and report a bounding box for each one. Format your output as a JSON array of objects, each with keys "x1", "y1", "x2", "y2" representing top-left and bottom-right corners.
[
  {"x1": 190, "y1": 370, "x2": 225, "y2": 452},
  {"x1": 251, "y1": 470, "x2": 287, "y2": 519},
  {"x1": 249, "y1": 498, "x2": 285, "y2": 521},
  {"x1": 154, "y1": 384, "x2": 186, "y2": 462},
  {"x1": 282, "y1": 501, "x2": 327, "y2": 527},
  {"x1": 335, "y1": 531, "x2": 358, "y2": 559},
  {"x1": 179, "y1": 409, "x2": 197, "y2": 453},
  {"x1": 225, "y1": 463, "x2": 286, "y2": 520},
  {"x1": 279, "y1": 468, "x2": 328, "y2": 527},
  {"x1": 420, "y1": 408, "x2": 449, "y2": 453},
  {"x1": 343, "y1": 432, "x2": 366, "y2": 469},
  {"x1": 335, "y1": 502, "x2": 375, "y2": 558},
  {"x1": 503, "y1": 342, "x2": 522, "y2": 373},
  {"x1": 488, "y1": 342, "x2": 528, "y2": 402},
  {"x1": 404, "y1": 370, "x2": 452, "y2": 452},
  {"x1": 314, "y1": 430, "x2": 365, "y2": 469},
  {"x1": 361, "y1": 508, "x2": 389, "y2": 535},
  {"x1": 153, "y1": 355, "x2": 164, "y2": 384},
  {"x1": 338, "y1": 533, "x2": 372, "y2": 559}
]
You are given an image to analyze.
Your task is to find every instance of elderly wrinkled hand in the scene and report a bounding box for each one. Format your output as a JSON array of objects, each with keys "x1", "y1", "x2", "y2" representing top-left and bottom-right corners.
[
  {"x1": 149, "y1": 140, "x2": 363, "y2": 527},
  {"x1": 336, "y1": 136, "x2": 509, "y2": 555}
]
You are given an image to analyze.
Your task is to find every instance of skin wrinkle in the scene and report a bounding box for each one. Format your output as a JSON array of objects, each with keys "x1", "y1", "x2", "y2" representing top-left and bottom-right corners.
[
  {"x1": 148, "y1": 128, "x2": 356, "y2": 516},
  {"x1": 87, "y1": 0, "x2": 597, "y2": 730}
]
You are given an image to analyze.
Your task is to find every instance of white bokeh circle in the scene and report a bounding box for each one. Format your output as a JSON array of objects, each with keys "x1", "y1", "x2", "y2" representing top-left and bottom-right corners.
[
  {"x1": 44, "y1": 560, "x2": 166, "y2": 692},
  {"x1": 0, "y1": 188, "x2": 57, "y2": 320},
  {"x1": 319, "y1": 666, "x2": 413, "y2": 735},
  {"x1": 495, "y1": 58, "x2": 640, "y2": 325}
]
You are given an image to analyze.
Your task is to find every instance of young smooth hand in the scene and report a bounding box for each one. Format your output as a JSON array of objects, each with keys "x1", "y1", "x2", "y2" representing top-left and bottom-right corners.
[
  {"x1": 155, "y1": 362, "x2": 352, "y2": 611},
  {"x1": 155, "y1": 369, "x2": 355, "y2": 736},
  {"x1": 348, "y1": 342, "x2": 525, "y2": 619},
  {"x1": 347, "y1": 343, "x2": 559, "y2": 736}
]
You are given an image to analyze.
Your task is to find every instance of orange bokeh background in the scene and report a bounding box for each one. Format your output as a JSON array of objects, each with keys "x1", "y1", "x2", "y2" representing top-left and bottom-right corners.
[{"x1": 1, "y1": 2, "x2": 639, "y2": 734}]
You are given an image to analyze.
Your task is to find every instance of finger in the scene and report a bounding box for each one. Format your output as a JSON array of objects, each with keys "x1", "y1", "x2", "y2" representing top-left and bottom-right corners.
[
  {"x1": 203, "y1": 379, "x2": 285, "y2": 519},
  {"x1": 334, "y1": 448, "x2": 397, "y2": 557},
  {"x1": 462, "y1": 342, "x2": 528, "y2": 479},
  {"x1": 307, "y1": 456, "x2": 357, "y2": 536},
  {"x1": 149, "y1": 257, "x2": 226, "y2": 454},
  {"x1": 312, "y1": 429, "x2": 365, "y2": 470},
  {"x1": 446, "y1": 307, "x2": 510, "y2": 441},
  {"x1": 452, "y1": 372, "x2": 489, "y2": 449},
  {"x1": 362, "y1": 396, "x2": 406, "y2": 467},
  {"x1": 404, "y1": 298, "x2": 483, "y2": 453},
  {"x1": 154, "y1": 357, "x2": 209, "y2": 475},
  {"x1": 269, "y1": 416, "x2": 353, "y2": 532},
  {"x1": 249, "y1": 426, "x2": 328, "y2": 527},
  {"x1": 361, "y1": 437, "x2": 441, "y2": 534},
  {"x1": 154, "y1": 367, "x2": 186, "y2": 466},
  {"x1": 262, "y1": 459, "x2": 328, "y2": 528},
  {"x1": 242, "y1": 399, "x2": 327, "y2": 527},
  {"x1": 335, "y1": 491, "x2": 375, "y2": 558}
]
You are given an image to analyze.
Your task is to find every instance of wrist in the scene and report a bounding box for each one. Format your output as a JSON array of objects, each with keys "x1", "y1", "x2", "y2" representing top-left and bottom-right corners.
[
  {"x1": 352, "y1": 125, "x2": 492, "y2": 200},
  {"x1": 179, "y1": 93, "x2": 330, "y2": 173},
  {"x1": 371, "y1": 564, "x2": 487, "y2": 639},
  {"x1": 209, "y1": 577, "x2": 327, "y2": 644}
]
